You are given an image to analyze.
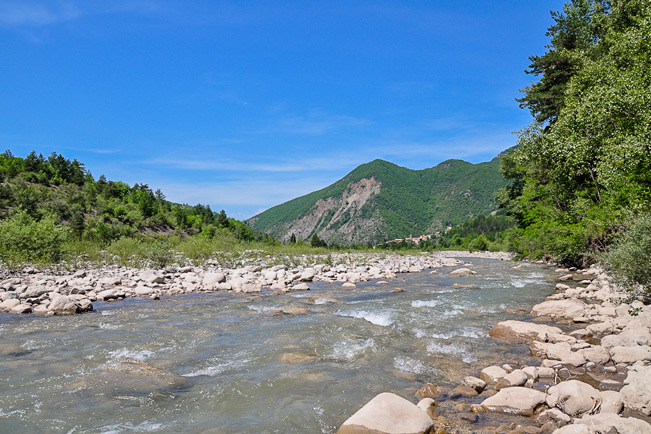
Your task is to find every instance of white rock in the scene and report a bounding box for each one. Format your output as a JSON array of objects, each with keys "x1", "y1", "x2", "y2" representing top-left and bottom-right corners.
[
  {"x1": 481, "y1": 387, "x2": 547, "y2": 416},
  {"x1": 531, "y1": 299, "x2": 587, "y2": 319},
  {"x1": 203, "y1": 272, "x2": 226, "y2": 287},
  {"x1": 553, "y1": 413, "x2": 651, "y2": 434},
  {"x1": 609, "y1": 345, "x2": 651, "y2": 364},
  {"x1": 546, "y1": 380, "x2": 601, "y2": 417},
  {"x1": 337, "y1": 392, "x2": 434, "y2": 434},
  {"x1": 488, "y1": 320, "x2": 563, "y2": 343},
  {"x1": 620, "y1": 364, "x2": 651, "y2": 415},
  {"x1": 140, "y1": 270, "x2": 165, "y2": 284},
  {"x1": 449, "y1": 268, "x2": 475, "y2": 276},
  {"x1": 599, "y1": 390, "x2": 623, "y2": 414},
  {"x1": 480, "y1": 365, "x2": 507, "y2": 384}
]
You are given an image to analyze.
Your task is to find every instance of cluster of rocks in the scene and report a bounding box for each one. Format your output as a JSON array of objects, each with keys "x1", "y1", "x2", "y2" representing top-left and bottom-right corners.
[
  {"x1": 335, "y1": 265, "x2": 651, "y2": 434},
  {"x1": 0, "y1": 252, "x2": 499, "y2": 316}
]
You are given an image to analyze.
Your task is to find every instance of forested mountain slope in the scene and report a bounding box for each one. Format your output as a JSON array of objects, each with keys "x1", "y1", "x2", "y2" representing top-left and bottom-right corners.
[{"x1": 247, "y1": 156, "x2": 508, "y2": 245}]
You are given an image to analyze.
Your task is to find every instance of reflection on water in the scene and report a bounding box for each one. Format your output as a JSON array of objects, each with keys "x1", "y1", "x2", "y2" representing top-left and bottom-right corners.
[{"x1": 0, "y1": 258, "x2": 555, "y2": 433}]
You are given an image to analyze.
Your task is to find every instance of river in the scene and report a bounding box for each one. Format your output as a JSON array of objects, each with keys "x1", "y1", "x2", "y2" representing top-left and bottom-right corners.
[{"x1": 0, "y1": 257, "x2": 557, "y2": 433}]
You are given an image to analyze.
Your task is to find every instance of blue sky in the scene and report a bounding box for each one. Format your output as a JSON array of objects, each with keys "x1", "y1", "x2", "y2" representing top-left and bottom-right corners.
[{"x1": 0, "y1": 0, "x2": 565, "y2": 219}]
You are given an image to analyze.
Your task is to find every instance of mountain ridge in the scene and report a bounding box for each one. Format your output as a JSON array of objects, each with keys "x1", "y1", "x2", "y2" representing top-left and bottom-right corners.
[{"x1": 247, "y1": 155, "x2": 508, "y2": 245}]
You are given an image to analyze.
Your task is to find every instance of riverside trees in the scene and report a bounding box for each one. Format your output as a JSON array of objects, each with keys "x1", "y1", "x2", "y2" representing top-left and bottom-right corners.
[{"x1": 499, "y1": 0, "x2": 651, "y2": 293}]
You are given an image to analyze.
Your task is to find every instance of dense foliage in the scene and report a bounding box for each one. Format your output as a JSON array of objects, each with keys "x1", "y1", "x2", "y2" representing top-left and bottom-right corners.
[
  {"x1": 601, "y1": 214, "x2": 651, "y2": 298},
  {"x1": 0, "y1": 150, "x2": 272, "y2": 266},
  {"x1": 250, "y1": 157, "x2": 508, "y2": 245},
  {"x1": 499, "y1": 0, "x2": 651, "y2": 281}
]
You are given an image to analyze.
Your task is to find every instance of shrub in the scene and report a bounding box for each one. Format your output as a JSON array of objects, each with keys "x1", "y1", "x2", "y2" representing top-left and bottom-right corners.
[
  {"x1": 600, "y1": 214, "x2": 651, "y2": 298},
  {"x1": 0, "y1": 211, "x2": 68, "y2": 264},
  {"x1": 468, "y1": 234, "x2": 488, "y2": 252}
]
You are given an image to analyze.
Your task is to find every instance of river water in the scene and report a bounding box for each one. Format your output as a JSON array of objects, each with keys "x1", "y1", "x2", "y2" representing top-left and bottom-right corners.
[{"x1": 0, "y1": 258, "x2": 557, "y2": 433}]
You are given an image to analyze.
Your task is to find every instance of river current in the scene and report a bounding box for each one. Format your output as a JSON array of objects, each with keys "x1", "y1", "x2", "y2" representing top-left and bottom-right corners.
[{"x1": 0, "y1": 258, "x2": 557, "y2": 433}]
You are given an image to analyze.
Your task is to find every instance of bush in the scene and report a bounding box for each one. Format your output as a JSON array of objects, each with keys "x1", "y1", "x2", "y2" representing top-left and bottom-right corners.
[
  {"x1": 468, "y1": 234, "x2": 488, "y2": 252},
  {"x1": 0, "y1": 211, "x2": 68, "y2": 264},
  {"x1": 601, "y1": 214, "x2": 651, "y2": 298}
]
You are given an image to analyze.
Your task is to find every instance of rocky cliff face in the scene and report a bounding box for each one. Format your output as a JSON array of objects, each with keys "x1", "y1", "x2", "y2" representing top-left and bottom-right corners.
[{"x1": 265, "y1": 177, "x2": 383, "y2": 245}]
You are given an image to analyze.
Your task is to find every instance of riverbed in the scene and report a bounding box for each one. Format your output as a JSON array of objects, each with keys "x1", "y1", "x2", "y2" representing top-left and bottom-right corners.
[{"x1": 0, "y1": 257, "x2": 558, "y2": 433}]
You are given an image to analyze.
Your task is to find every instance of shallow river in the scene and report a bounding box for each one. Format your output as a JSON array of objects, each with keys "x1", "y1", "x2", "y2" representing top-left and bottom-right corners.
[{"x1": 0, "y1": 258, "x2": 557, "y2": 433}]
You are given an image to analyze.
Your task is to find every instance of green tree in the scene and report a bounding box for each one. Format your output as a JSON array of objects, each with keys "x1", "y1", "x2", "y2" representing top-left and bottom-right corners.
[
  {"x1": 500, "y1": 0, "x2": 651, "y2": 266},
  {"x1": 216, "y1": 209, "x2": 230, "y2": 228},
  {"x1": 517, "y1": 0, "x2": 610, "y2": 125},
  {"x1": 310, "y1": 233, "x2": 327, "y2": 248},
  {"x1": 70, "y1": 211, "x2": 85, "y2": 240}
]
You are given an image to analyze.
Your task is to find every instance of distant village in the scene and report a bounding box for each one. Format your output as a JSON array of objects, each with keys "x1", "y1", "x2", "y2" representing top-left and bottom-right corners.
[{"x1": 387, "y1": 226, "x2": 453, "y2": 245}]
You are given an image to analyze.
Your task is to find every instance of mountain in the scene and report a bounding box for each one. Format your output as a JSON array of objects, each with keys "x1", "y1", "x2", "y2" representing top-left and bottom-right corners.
[{"x1": 247, "y1": 155, "x2": 509, "y2": 245}]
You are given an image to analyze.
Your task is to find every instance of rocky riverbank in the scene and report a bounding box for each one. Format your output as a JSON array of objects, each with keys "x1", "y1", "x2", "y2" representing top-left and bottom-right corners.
[
  {"x1": 0, "y1": 250, "x2": 512, "y2": 316},
  {"x1": 337, "y1": 265, "x2": 651, "y2": 434}
]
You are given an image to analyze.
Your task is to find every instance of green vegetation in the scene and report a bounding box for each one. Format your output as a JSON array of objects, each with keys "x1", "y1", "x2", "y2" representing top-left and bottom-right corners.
[
  {"x1": 381, "y1": 214, "x2": 513, "y2": 252},
  {"x1": 0, "y1": 150, "x2": 275, "y2": 269},
  {"x1": 249, "y1": 157, "x2": 508, "y2": 244},
  {"x1": 498, "y1": 0, "x2": 651, "y2": 293},
  {"x1": 601, "y1": 214, "x2": 651, "y2": 299}
]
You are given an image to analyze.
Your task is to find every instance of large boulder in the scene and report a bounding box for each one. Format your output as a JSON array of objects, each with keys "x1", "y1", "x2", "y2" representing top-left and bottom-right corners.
[
  {"x1": 139, "y1": 270, "x2": 165, "y2": 284},
  {"x1": 620, "y1": 364, "x2": 651, "y2": 415},
  {"x1": 202, "y1": 272, "x2": 226, "y2": 288},
  {"x1": 495, "y1": 369, "x2": 528, "y2": 390},
  {"x1": 599, "y1": 390, "x2": 623, "y2": 414},
  {"x1": 449, "y1": 268, "x2": 475, "y2": 276},
  {"x1": 546, "y1": 380, "x2": 601, "y2": 417},
  {"x1": 552, "y1": 413, "x2": 651, "y2": 434},
  {"x1": 531, "y1": 299, "x2": 587, "y2": 319},
  {"x1": 96, "y1": 288, "x2": 125, "y2": 301},
  {"x1": 481, "y1": 387, "x2": 547, "y2": 416},
  {"x1": 601, "y1": 328, "x2": 651, "y2": 348},
  {"x1": 0, "y1": 298, "x2": 21, "y2": 312},
  {"x1": 337, "y1": 392, "x2": 434, "y2": 434},
  {"x1": 609, "y1": 345, "x2": 651, "y2": 364},
  {"x1": 480, "y1": 365, "x2": 508, "y2": 384},
  {"x1": 489, "y1": 320, "x2": 563, "y2": 343},
  {"x1": 461, "y1": 376, "x2": 486, "y2": 393},
  {"x1": 48, "y1": 295, "x2": 80, "y2": 314},
  {"x1": 576, "y1": 345, "x2": 610, "y2": 365}
]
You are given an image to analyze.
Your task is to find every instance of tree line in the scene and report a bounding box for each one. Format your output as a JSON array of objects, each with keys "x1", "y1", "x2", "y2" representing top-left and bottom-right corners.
[{"x1": 497, "y1": 0, "x2": 651, "y2": 295}]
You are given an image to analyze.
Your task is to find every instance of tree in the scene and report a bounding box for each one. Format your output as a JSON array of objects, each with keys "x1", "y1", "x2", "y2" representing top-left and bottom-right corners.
[
  {"x1": 517, "y1": 0, "x2": 610, "y2": 125},
  {"x1": 310, "y1": 233, "x2": 327, "y2": 248},
  {"x1": 217, "y1": 209, "x2": 229, "y2": 228},
  {"x1": 289, "y1": 233, "x2": 297, "y2": 244},
  {"x1": 500, "y1": 0, "x2": 651, "y2": 266},
  {"x1": 70, "y1": 212, "x2": 85, "y2": 240}
]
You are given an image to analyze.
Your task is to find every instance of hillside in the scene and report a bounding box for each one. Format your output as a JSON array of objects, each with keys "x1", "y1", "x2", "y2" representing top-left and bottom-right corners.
[
  {"x1": 0, "y1": 150, "x2": 269, "y2": 264},
  {"x1": 247, "y1": 156, "x2": 508, "y2": 245}
]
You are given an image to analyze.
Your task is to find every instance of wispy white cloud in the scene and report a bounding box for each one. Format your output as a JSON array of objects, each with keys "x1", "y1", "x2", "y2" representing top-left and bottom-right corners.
[
  {"x1": 256, "y1": 110, "x2": 371, "y2": 136},
  {"x1": 0, "y1": 1, "x2": 79, "y2": 26},
  {"x1": 153, "y1": 174, "x2": 340, "y2": 218},
  {"x1": 149, "y1": 154, "x2": 359, "y2": 174}
]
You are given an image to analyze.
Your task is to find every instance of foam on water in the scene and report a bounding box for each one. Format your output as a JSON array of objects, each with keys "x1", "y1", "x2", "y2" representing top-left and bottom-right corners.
[
  {"x1": 428, "y1": 327, "x2": 484, "y2": 339},
  {"x1": 183, "y1": 358, "x2": 249, "y2": 377},
  {"x1": 99, "y1": 421, "x2": 165, "y2": 434},
  {"x1": 426, "y1": 341, "x2": 477, "y2": 363},
  {"x1": 108, "y1": 348, "x2": 154, "y2": 361},
  {"x1": 411, "y1": 300, "x2": 441, "y2": 308},
  {"x1": 329, "y1": 338, "x2": 375, "y2": 361},
  {"x1": 336, "y1": 310, "x2": 393, "y2": 327},
  {"x1": 314, "y1": 298, "x2": 337, "y2": 305},
  {"x1": 393, "y1": 356, "x2": 439, "y2": 375},
  {"x1": 248, "y1": 305, "x2": 278, "y2": 313}
]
